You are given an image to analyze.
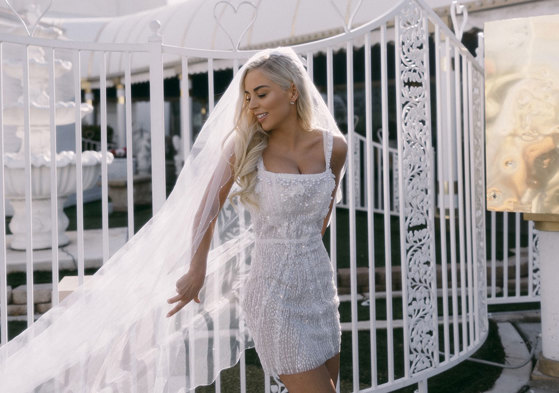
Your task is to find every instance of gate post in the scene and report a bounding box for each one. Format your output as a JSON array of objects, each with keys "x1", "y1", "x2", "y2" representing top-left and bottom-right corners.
[
  {"x1": 416, "y1": 379, "x2": 428, "y2": 393},
  {"x1": 148, "y1": 19, "x2": 166, "y2": 213}
]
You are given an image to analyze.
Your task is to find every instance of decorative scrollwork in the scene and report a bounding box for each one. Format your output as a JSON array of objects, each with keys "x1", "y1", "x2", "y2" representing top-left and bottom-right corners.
[
  {"x1": 471, "y1": 66, "x2": 488, "y2": 334},
  {"x1": 215, "y1": 195, "x2": 243, "y2": 245},
  {"x1": 450, "y1": 0, "x2": 468, "y2": 41},
  {"x1": 397, "y1": 1, "x2": 437, "y2": 375},
  {"x1": 213, "y1": 1, "x2": 258, "y2": 51},
  {"x1": 270, "y1": 375, "x2": 288, "y2": 393},
  {"x1": 5, "y1": 0, "x2": 52, "y2": 37},
  {"x1": 531, "y1": 226, "x2": 541, "y2": 296},
  {"x1": 393, "y1": 152, "x2": 400, "y2": 213},
  {"x1": 329, "y1": 0, "x2": 364, "y2": 32},
  {"x1": 354, "y1": 135, "x2": 361, "y2": 208}
]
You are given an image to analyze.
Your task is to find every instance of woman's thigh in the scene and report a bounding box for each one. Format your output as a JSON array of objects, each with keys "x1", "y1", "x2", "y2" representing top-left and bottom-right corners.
[
  {"x1": 324, "y1": 352, "x2": 340, "y2": 386},
  {"x1": 279, "y1": 354, "x2": 340, "y2": 393}
]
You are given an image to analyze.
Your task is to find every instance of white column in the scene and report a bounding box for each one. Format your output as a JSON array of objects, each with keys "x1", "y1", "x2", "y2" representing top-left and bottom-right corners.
[
  {"x1": 539, "y1": 230, "x2": 559, "y2": 371},
  {"x1": 115, "y1": 79, "x2": 126, "y2": 149},
  {"x1": 83, "y1": 82, "x2": 95, "y2": 125},
  {"x1": 148, "y1": 20, "x2": 166, "y2": 213}
]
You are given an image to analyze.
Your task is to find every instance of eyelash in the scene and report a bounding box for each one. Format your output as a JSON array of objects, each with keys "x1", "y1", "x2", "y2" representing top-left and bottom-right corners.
[{"x1": 245, "y1": 93, "x2": 266, "y2": 102}]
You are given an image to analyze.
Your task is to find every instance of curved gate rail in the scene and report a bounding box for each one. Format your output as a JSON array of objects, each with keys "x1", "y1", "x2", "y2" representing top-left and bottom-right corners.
[
  {"x1": 157, "y1": 1, "x2": 490, "y2": 390},
  {"x1": 0, "y1": 0, "x2": 491, "y2": 392}
]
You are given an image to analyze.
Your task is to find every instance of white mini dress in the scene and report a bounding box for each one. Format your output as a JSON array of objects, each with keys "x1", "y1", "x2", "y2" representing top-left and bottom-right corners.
[{"x1": 242, "y1": 129, "x2": 341, "y2": 376}]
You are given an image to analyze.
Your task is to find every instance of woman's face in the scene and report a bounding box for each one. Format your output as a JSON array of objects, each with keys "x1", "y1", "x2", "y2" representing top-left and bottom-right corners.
[{"x1": 243, "y1": 68, "x2": 296, "y2": 131}]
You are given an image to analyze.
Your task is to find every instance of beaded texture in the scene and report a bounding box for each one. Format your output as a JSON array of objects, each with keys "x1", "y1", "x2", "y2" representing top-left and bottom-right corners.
[{"x1": 242, "y1": 129, "x2": 341, "y2": 376}]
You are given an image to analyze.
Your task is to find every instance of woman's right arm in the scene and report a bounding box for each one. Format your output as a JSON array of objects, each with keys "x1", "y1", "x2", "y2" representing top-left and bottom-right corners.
[{"x1": 166, "y1": 151, "x2": 236, "y2": 317}]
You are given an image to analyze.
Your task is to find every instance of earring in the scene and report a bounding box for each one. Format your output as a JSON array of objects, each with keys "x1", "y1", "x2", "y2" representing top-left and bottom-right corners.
[{"x1": 290, "y1": 101, "x2": 295, "y2": 105}]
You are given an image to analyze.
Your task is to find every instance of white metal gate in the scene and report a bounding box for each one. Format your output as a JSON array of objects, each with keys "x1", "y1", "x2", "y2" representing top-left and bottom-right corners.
[{"x1": 0, "y1": 0, "x2": 503, "y2": 391}]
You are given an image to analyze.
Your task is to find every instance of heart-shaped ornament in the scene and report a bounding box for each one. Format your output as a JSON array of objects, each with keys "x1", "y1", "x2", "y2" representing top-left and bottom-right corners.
[
  {"x1": 5, "y1": 0, "x2": 52, "y2": 36},
  {"x1": 450, "y1": 0, "x2": 468, "y2": 41},
  {"x1": 213, "y1": 1, "x2": 258, "y2": 51},
  {"x1": 330, "y1": 0, "x2": 364, "y2": 33}
]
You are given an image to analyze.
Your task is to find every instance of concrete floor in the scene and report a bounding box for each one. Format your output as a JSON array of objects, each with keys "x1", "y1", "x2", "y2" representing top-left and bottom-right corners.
[
  {"x1": 5, "y1": 227, "x2": 128, "y2": 273},
  {"x1": 485, "y1": 310, "x2": 559, "y2": 393}
]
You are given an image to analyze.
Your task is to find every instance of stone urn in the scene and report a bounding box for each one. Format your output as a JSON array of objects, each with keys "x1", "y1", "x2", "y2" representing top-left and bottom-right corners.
[{"x1": 2, "y1": 23, "x2": 111, "y2": 250}]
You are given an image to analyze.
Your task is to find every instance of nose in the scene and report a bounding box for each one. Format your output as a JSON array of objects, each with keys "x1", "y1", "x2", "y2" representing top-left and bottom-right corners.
[{"x1": 248, "y1": 97, "x2": 257, "y2": 110}]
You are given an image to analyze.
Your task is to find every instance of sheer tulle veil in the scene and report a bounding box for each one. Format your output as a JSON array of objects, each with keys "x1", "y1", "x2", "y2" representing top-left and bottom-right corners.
[{"x1": 0, "y1": 47, "x2": 344, "y2": 392}]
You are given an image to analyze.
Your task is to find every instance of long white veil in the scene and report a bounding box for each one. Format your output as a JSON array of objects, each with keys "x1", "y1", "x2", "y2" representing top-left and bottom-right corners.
[{"x1": 0, "y1": 47, "x2": 342, "y2": 392}]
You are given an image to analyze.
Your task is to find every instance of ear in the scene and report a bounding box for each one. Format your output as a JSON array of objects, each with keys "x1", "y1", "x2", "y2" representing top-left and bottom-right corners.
[{"x1": 290, "y1": 83, "x2": 299, "y2": 102}]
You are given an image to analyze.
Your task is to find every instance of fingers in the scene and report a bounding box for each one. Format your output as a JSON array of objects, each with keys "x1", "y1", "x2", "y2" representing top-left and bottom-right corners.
[
  {"x1": 166, "y1": 293, "x2": 201, "y2": 317},
  {"x1": 166, "y1": 300, "x2": 187, "y2": 318},
  {"x1": 167, "y1": 293, "x2": 183, "y2": 304}
]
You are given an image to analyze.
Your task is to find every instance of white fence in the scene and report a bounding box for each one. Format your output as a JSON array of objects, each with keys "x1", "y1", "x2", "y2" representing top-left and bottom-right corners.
[
  {"x1": 0, "y1": 0, "x2": 538, "y2": 392},
  {"x1": 339, "y1": 133, "x2": 399, "y2": 216},
  {"x1": 486, "y1": 212, "x2": 540, "y2": 305},
  {"x1": 154, "y1": 3, "x2": 490, "y2": 389}
]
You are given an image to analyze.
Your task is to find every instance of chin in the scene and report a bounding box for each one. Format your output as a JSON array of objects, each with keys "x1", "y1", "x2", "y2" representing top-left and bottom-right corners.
[{"x1": 259, "y1": 121, "x2": 274, "y2": 132}]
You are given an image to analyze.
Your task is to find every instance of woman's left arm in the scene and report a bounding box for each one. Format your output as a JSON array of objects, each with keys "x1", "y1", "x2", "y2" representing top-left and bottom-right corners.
[{"x1": 321, "y1": 135, "x2": 348, "y2": 236}]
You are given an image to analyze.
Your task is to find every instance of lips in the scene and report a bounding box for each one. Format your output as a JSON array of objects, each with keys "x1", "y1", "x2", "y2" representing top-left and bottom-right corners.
[{"x1": 255, "y1": 112, "x2": 268, "y2": 122}]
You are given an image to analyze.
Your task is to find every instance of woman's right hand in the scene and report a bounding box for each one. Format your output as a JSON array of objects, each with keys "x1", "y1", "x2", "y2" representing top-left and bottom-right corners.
[{"x1": 166, "y1": 267, "x2": 205, "y2": 318}]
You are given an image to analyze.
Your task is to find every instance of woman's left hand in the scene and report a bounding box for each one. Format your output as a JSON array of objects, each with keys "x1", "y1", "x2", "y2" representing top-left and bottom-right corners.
[{"x1": 166, "y1": 267, "x2": 205, "y2": 317}]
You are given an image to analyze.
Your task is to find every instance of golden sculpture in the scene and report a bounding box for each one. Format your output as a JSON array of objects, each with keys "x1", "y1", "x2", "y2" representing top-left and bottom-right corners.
[{"x1": 485, "y1": 14, "x2": 559, "y2": 214}]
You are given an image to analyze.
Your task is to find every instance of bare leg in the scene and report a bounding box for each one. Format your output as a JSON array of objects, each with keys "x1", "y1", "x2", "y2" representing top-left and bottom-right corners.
[
  {"x1": 279, "y1": 353, "x2": 340, "y2": 393},
  {"x1": 324, "y1": 352, "x2": 340, "y2": 388}
]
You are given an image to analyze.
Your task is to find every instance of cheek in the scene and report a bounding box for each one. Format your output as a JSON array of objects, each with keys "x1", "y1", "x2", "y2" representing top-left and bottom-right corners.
[
  {"x1": 265, "y1": 92, "x2": 289, "y2": 111},
  {"x1": 269, "y1": 97, "x2": 291, "y2": 117}
]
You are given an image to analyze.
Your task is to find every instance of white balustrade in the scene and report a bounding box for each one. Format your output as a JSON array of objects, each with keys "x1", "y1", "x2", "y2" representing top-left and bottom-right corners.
[{"x1": 0, "y1": 0, "x2": 540, "y2": 392}]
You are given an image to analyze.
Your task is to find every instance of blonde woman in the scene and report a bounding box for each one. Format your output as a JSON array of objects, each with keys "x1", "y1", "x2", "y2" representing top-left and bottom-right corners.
[
  {"x1": 0, "y1": 48, "x2": 346, "y2": 393},
  {"x1": 167, "y1": 50, "x2": 347, "y2": 392}
]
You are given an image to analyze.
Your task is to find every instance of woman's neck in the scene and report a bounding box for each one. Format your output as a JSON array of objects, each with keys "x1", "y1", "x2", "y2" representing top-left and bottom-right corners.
[{"x1": 267, "y1": 117, "x2": 307, "y2": 150}]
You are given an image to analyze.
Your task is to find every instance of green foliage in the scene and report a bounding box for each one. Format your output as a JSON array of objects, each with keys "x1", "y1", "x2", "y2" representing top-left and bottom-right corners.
[{"x1": 82, "y1": 124, "x2": 115, "y2": 144}]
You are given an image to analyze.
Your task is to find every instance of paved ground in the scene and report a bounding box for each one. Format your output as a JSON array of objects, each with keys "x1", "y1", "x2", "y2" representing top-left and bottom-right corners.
[
  {"x1": 484, "y1": 311, "x2": 559, "y2": 393},
  {"x1": 5, "y1": 228, "x2": 127, "y2": 273}
]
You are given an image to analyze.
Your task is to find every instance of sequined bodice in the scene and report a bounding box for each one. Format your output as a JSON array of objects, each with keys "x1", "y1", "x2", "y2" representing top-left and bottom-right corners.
[{"x1": 251, "y1": 131, "x2": 336, "y2": 241}]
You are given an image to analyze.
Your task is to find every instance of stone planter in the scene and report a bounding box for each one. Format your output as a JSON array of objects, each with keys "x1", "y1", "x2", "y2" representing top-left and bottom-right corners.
[
  {"x1": 5, "y1": 151, "x2": 107, "y2": 250},
  {"x1": 108, "y1": 173, "x2": 152, "y2": 212},
  {"x1": 108, "y1": 157, "x2": 136, "y2": 181}
]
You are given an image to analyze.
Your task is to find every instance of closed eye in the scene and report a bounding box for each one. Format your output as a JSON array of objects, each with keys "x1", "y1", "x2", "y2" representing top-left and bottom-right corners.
[{"x1": 245, "y1": 93, "x2": 266, "y2": 103}]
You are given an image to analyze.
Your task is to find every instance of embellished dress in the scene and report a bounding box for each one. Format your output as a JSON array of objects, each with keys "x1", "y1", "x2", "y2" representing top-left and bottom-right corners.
[{"x1": 242, "y1": 130, "x2": 341, "y2": 376}]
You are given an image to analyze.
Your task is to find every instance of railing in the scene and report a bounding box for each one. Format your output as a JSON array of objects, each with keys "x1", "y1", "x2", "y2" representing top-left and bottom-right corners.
[
  {"x1": 338, "y1": 133, "x2": 399, "y2": 216},
  {"x1": 0, "y1": 33, "x2": 149, "y2": 338},
  {"x1": 81, "y1": 137, "x2": 117, "y2": 152},
  {"x1": 486, "y1": 212, "x2": 540, "y2": 304},
  {"x1": 155, "y1": 2, "x2": 490, "y2": 390},
  {"x1": 0, "y1": 0, "x2": 518, "y2": 392}
]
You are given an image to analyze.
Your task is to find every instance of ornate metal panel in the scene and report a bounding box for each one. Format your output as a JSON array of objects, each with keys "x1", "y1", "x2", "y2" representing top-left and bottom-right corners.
[
  {"x1": 397, "y1": 0, "x2": 437, "y2": 375},
  {"x1": 531, "y1": 227, "x2": 541, "y2": 296},
  {"x1": 394, "y1": 152, "x2": 400, "y2": 212},
  {"x1": 472, "y1": 67, "x2": 488, "y2": 334},
  {"x1": 354, "y1": 136, "x2": 362, "y2": 208},
  {"x1": 270, "y1": 376, "x2": 288, "y2": 393}
]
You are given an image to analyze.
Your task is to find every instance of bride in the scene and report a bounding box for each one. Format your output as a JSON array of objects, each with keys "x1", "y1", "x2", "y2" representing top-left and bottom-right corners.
[{"x1": 0, "y1": 48, "x2": 346, "y2": 393}]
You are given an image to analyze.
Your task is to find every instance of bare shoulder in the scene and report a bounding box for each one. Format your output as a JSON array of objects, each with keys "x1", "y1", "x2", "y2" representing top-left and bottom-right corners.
[{"x1": 331, "y1": 134, "x2": 347, "y2": 173}]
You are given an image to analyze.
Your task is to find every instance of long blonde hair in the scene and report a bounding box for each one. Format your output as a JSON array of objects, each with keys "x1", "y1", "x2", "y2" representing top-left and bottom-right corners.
[{"x1": 231, "y1": 52, "x2": 314, "y2": 207}]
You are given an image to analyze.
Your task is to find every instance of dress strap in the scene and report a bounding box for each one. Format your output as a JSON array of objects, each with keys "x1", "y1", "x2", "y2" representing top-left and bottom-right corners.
[{"x1": 323, "y1": 130, "x2": 334, "y2": 170}]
